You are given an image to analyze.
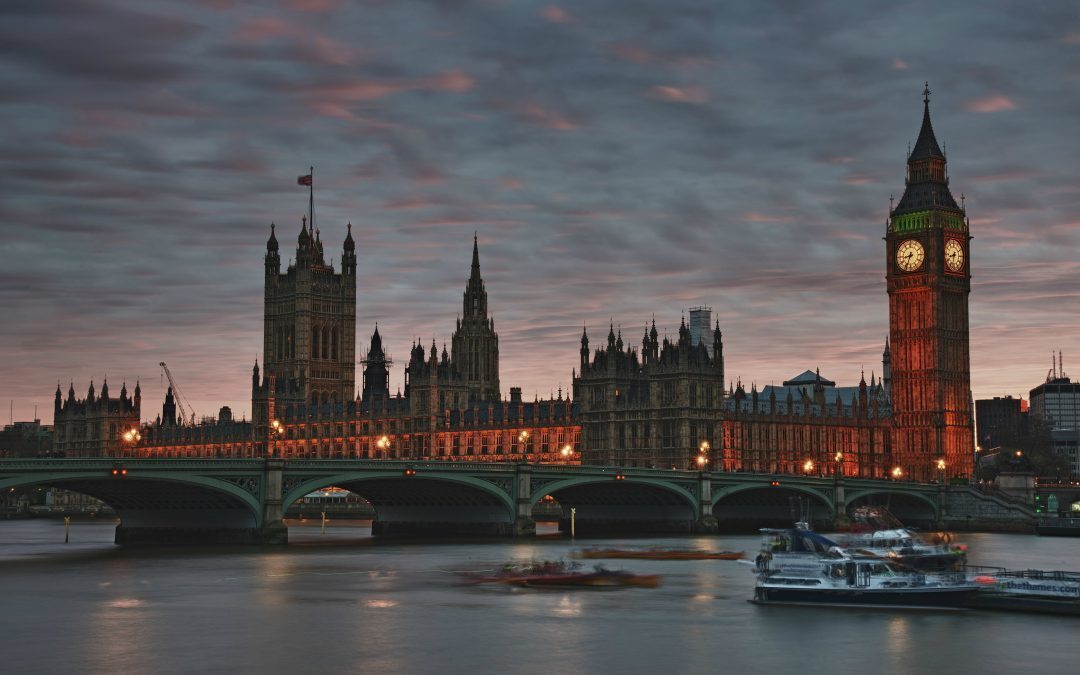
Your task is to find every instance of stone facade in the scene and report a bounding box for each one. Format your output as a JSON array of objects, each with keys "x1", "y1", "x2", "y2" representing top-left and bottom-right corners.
[{"x1": 52, "y1": 380, "x2": 140, "y2": 457}]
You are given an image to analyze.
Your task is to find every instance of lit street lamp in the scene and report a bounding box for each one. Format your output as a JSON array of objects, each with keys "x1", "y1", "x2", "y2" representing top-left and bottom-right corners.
[
  {"x1": 891, "y1": 466, "x2": 903, "y2": 481},
  {"x1": 376, "y1": 435, "x2": 391, "y2": 459},
  {"x1": 803, "y1": 459, "x2": 814, "y2": 475},
  {"x1": 560, "y1": 444, "x2": 575, "y2": 464},
  {"x1": 269, "y1": 419, "x2": 284, "y2": 458},
  {"x1": 121, "y1": 427, "x2": 141, "y2": 457},
  {"x1": 696, "y1": 440, "x2": 710, "y2": 471},
  {"x1": 936, "y1": 458, "x2": 946, "y2": 483},
  {"x1": 518, "y1": 430, "x2": 530, "y2": 463}
]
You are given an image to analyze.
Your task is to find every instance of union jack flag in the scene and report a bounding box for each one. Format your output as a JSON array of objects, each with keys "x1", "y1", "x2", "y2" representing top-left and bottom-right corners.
[{"x1": 297, "y1": 174, "x2": 313, "y2": 186}]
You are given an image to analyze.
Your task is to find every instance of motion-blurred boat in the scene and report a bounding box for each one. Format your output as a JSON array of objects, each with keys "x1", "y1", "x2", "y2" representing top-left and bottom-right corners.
[{"x1": 574, "y1": 547, "x2": 743, "y2": 561}]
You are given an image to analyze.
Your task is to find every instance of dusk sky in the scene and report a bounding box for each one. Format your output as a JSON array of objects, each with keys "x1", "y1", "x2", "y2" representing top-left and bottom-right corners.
[{"x1": 2, "y1": 0, "x2": 1078, "y2": 424}]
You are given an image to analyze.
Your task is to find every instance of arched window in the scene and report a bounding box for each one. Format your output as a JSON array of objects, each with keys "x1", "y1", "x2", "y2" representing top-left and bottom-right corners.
[
  {"x1": 322, "y1": 328, "x2": 330, "y2": 363},
  {"x1": 312, "y1": 327, "x2": 320, "y2": 360},
  {"x1": 331, "y1": 328, "x2": 338, "y2": 361}
]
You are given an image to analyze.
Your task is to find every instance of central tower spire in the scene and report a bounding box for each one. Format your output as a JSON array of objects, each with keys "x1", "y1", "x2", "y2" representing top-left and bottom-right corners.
[{"x1": 451, "y1": 234, "x2": 500, "y2": 400}]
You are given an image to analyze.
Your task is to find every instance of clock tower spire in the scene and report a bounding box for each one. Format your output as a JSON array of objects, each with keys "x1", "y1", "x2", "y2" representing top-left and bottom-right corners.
[{"x1": 886, "y1": 84, "x2": 973, "y2": 481}]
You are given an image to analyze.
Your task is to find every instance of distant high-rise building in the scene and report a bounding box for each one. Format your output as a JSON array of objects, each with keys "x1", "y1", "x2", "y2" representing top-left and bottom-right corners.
[
  {"x1": 1030, "y1": 353, "x2": 1080, "y2": 477},
  {"x1": 688, "y1": 307, "x2": 713, "y2": 357}
]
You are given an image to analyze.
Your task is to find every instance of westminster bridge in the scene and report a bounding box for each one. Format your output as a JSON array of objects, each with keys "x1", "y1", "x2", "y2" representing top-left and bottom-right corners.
[{"x1": 0, "y1": 459, "x2": 1034, "y2": 543}]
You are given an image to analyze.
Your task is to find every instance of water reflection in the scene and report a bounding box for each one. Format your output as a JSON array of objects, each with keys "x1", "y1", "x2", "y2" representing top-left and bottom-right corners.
[{"x1": 2, "y1": 521, "x2": 1079, "y2": 675}]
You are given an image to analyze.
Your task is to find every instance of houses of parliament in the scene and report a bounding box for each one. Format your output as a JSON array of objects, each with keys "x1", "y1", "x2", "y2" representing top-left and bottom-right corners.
[{"x1": 53, "y1": 89, "x2": 974, "y2": 482}]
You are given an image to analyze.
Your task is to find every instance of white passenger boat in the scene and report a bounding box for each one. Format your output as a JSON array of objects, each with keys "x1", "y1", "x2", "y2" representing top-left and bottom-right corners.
[
  {"x1": 832, "y1": 507, "x2": 966, "y2": 571},
  {"x1": 751, "y1": 527, "x2": 979, "y2": 609}
]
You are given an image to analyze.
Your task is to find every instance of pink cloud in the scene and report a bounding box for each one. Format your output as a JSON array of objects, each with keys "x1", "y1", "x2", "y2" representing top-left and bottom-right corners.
[
  {"x1": 1064, "y1": 32, "x2": 1080, "y2": 44},
  {"x1": 382, "y1": 196, "x2": 438, "y2": 210},
  {"x1": 647, "y1": 85, "x2": 708, "y2": 104},
  {"x1": 971, "y1": 169, "x2": 1040, "y2": 182},
  {"x1": 500, "y1": 176, "x2": 524, "y2": 190},
  {"x1": 604, "y1": 41, "x2": 715, "y2": 70},
  {"x1": 844, "y1": 173, "x2": 877, "y2": 185},
  {"x1": 891, "y1": 58, "x2": 909, "y2": 70},
  {"x1": 284, "y1": 0, "x2": 342, "y2": 11},
  {"x1": 309, "y1": 35, "x2": 353, "y2": 66},
  {"x1": 511, "y1": 102, "x2": 579, "y2": 130},
  {"x1": 742, "y1": 212, "x2": 795, "y2": 224},
  {"x1": 424, "y1": 69, "x2": 476, "y2": 93},
  {"x1": 541, "y1": 5, "x2": 572, "y2": 24},
  {"x1": 965, "y1": 95, "x2": 1017, "y2": 113},
  {"x1": 234, "y1": 16, "x2": 292, "y2": 41}
]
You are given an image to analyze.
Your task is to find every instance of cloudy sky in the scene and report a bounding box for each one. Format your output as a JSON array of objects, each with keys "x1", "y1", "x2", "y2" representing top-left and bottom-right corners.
[{"x1": 2, "y1": 0, "x2": 1078, "y2": 423}]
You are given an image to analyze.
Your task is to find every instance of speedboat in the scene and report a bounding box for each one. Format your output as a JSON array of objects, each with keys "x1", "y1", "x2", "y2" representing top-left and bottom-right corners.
[
  {"x1": 511, "y1": 568, "x2": 662, "y2": 589},
  {"x1": 461, "y1": 560, "x2": 661, "y2": 589},
  {"x1": 752, "y1": 550, "x2": 979, "y2": 609},
  {"x1": 832, "y1": 507, "x2": 966, "y2": 571}
]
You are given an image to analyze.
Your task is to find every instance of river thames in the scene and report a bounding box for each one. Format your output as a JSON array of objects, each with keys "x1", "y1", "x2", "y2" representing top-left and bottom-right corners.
[{"x1": 0, "y1": 519, "x2": 1076, "y2": 674}]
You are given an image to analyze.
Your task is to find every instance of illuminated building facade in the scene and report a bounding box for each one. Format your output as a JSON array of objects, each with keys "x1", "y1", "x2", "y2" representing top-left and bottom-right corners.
[
  {"x1": 78, "y1": 88, "x2": 974, "y2": 480},
  {"x1": 52, "y1": 380, "x2": 140, "y2": 457}
]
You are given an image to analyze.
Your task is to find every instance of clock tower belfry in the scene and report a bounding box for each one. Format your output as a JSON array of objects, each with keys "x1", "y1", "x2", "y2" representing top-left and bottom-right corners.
[{"x1": 886, "y1": 84, "x2": 974, "y2": 481}]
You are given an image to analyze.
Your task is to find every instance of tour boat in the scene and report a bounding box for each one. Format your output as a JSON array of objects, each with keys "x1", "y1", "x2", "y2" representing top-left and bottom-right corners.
[
  {"x1": 831, "y1": 507, "x2": 967, "y2": 571},
  {"x1": 575, "y1": 547, "x2": 744, "y2": 561},
  {"x1": 751, "y1": 551, "x2": 980, "y2": 609},
  {"x1": 968, "y1": 567, "x2": 1080, "y2": 615}
]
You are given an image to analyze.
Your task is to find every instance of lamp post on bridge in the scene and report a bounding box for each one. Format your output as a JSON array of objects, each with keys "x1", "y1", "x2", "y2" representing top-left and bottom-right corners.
[
  {"x1": 121, "y1": 427, "x2": 141, "y2": 458},
  {"x1": 268, "y1": 419, "x2": 284, "y2": 458},
  {"x1": 696, "y1": 440, "x2": 710, "y2": 471}
]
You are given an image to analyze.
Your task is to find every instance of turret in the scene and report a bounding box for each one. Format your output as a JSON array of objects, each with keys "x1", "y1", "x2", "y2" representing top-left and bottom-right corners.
[
  {"x1": 580, "y1": 325, "x2": 589, "y2": 370},
  {"x1": 54, "y1": 382, "x2": 62, "y2": 413},
  {"x1": 266, "y1": 223, "x2": 280, "y2": 276},
  {"x1": 342, "y1": 222, "x2": 356, "y2": 276},
  {"x1": 252, "y1": 359, "x2": 260, "y2": 391}
]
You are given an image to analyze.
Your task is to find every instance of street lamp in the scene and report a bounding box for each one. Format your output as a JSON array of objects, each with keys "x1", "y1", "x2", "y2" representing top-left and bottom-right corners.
[
  {"x1": 518, "y1": 430, "x2": 530, "y2": 463},
  {"x1": 560, "y1": 444, "x2": 574, "y2": 464},
  {"x1": 121, "y1": 427, "x2": 141, "y2": 457},
  {"x1": 269, "y1": 419, "x2": 285, "y2": 458},
  {"x1": 696, "y1": 440, "x2": 710, "y2": 471},
  {"x1": 891, "y1": 466, "x2": 903, "y2": 481},
  {"x1": 936, "y1": 458, "x2": 946, "y2": 483},
  {"x1": 376, "y1": 435, "x2": 390, "y2": 459},
  {"x1": 834, "y1": 451, "x2": 843, "y2": 478},
  {"x1": 803, "y1": 459, "x2": 814, "y2": 475}
]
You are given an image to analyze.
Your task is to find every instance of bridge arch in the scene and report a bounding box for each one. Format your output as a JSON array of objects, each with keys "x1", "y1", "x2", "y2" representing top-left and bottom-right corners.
[
  {"x1": 711, "y1": 483, "x2": 835, "y2": 531},
  {"x1": 844, "y1": 488, "x2": 940, "y2": 524},
  {"x1": 0, "y1": 471, "x2": 265, "y2": 539},
  {"x1": 283, "y1": 471, "x2": 517, "y2": 536},
  {"x1": 530, "y1": 476, "x2": 700, "y2": 534}
]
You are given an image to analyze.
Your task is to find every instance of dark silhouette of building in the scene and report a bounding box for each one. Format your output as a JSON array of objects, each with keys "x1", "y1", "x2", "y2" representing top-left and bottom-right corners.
[{"x1": 975, "y1": 396, "x2": 1027, "y2": 451}]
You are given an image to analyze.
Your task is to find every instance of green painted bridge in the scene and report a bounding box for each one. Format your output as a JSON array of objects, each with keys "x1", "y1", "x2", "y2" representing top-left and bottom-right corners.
[{"x1": 0, "y1": 459, "x2": 1027, "y2": 543}]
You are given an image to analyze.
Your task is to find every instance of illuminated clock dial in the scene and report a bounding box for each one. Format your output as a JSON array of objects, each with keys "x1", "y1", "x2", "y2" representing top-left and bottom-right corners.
[
  {"x1": 944, "y1": 238, "x2": 965, "y2": 272},
  {"x1": 895, "y1": 239, "x2": 924, "y2": 272}
]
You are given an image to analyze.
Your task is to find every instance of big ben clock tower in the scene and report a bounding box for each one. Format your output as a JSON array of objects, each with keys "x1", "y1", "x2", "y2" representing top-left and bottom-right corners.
[{"x1": 886, "y1": 84, "x2": 974, "y2": 481}]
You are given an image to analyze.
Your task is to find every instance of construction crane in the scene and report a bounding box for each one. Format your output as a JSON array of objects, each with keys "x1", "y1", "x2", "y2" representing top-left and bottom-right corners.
[{"x1": 159, "y1": 362, "x2": 197, "y2": 425}]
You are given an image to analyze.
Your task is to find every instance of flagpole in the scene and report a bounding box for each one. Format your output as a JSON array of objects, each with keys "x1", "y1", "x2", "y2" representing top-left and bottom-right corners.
[{"x1": 309, "y1": 165, "x2": 314, "y2": 233}]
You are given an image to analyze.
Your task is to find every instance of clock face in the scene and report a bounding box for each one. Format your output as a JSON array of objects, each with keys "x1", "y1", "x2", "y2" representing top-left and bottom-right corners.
[
  {"x1": 895, "y1": 239, "x2": 925, "y2": 272},
  {"x1": 944, "y1": 238, "x2": 964, "y2": 272}
]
